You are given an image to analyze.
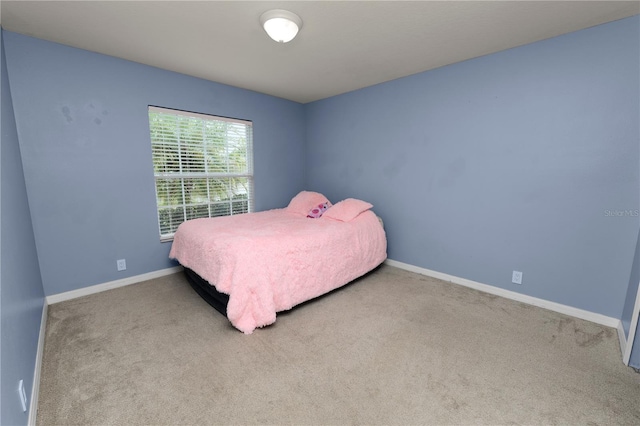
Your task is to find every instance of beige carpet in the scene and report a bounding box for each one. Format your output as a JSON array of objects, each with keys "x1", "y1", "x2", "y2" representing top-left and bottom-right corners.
[{"x1": 36, "y1": 265, "x2": 639, "y2": 425}]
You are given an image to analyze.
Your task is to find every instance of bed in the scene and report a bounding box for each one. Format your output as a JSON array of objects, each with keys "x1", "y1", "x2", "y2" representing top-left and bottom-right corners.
[{"x1": 169, "y1": 191, "x2": 387, "y2": 334}]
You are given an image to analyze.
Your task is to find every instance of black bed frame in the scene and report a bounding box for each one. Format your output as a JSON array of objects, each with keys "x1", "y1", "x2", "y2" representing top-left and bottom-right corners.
[
  {"x1": 184, "y1": 264, "x2": 383, "y2": 322},
  {"x1": 183, "y1": 267, "x2": 229, "y2": 316}
]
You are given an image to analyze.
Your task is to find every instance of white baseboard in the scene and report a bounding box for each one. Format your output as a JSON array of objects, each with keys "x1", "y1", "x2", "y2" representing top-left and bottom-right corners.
[
  {"x1": 622, "y1": 281, "x2": 640, "y2": 365},
  {"x1": 617, "y1": 320, "x2": 627, "y2": 361},
  {"x1": 28, "y1": 300, "x2": 48, "y2": 426},
  {"x1": 385, "y1": 259, "x2": 620, "y2": 329},
  {"x1": 46, "y1": 266, "x2": 183, "y2": 305}
]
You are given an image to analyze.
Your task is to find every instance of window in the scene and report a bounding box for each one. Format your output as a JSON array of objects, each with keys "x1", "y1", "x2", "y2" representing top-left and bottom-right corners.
[{"x1": 148, "y1": 106, "x2": 253, "y2": 241}]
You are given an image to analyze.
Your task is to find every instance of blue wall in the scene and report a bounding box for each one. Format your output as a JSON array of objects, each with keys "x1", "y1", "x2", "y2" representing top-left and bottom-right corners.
[
  {"x1": 305, "y1": 16, "x2": 640, "y2": 319},
  {"x1": 2, "y1": 32, "x2": 306, "y2": 296},
  {"x1": 0, "y1": 30, "x2": 47, "y2": 426}
]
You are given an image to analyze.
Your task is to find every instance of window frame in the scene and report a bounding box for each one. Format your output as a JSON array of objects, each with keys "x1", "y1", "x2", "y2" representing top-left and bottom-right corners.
[{"x1": 148, "y1": 106, "x2": 254, "y2": 241}]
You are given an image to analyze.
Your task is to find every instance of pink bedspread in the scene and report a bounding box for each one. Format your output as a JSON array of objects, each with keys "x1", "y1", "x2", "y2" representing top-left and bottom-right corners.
[{"x1": 169, "y1": 208, "x2": 387, "y2": 333}]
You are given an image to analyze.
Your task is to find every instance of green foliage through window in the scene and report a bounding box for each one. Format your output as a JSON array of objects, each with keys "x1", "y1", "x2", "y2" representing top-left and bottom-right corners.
[{"x1": 149, "y1": 107, "x2": 253, "y2": 240}]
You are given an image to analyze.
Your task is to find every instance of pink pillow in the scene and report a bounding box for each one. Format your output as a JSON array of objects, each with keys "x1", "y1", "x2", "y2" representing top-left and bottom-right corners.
[
  {"x1": 323, "y1": 198, "x2": 373, "y2": 222},
  {"x1": 287, "y1": 191, "x2": 331, "y2": 215}
]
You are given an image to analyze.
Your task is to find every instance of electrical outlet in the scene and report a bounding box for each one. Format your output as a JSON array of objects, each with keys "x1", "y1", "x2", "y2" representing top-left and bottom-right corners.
[
  {"x1": 18, "y1": 379, "x2": 27, "y2": 412},
  {"x1": 512, "y1": 270, "x2": 523, "y2": 285},
  {"x1": 117, "y1": 259, "x2": 126, "y2": 271}
]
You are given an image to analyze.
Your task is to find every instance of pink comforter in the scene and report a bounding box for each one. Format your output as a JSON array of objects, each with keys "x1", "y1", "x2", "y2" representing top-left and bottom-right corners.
[{"x1": 169, "y1": 208, "x2": 387, "y2": 333}]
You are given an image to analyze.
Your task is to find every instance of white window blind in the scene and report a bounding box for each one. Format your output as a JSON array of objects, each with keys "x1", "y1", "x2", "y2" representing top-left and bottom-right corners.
[{"x1": 148, "y1": 106, "x2": 254, "y2": 241}]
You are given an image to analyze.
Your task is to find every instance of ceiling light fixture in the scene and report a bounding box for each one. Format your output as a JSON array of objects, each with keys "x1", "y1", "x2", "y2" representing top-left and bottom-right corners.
[{"x1": 260, "y1": 9, "x2": 303, "y2": 43}]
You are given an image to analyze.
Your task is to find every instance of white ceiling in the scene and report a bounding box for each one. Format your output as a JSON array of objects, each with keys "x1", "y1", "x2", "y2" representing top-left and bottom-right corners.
[{"x1": 1, "y1": 1, "x2": 638, "y2": 104}]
